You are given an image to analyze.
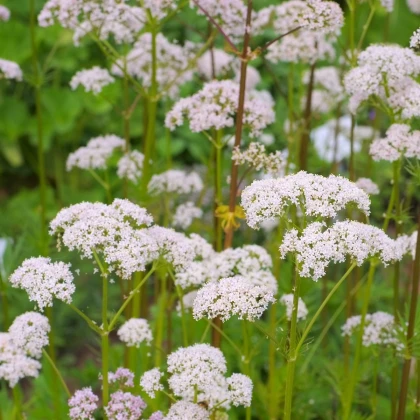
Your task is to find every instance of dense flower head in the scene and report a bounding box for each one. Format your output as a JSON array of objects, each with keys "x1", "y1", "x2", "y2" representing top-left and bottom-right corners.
[
  {"x1": 112, "y1": 33, "x2": 196, "y2": 98},
  {"x1": 176, "y1": 290, "x2": 198, "y2": 314},
  {"x1": 241, "y1": 171, "x2": 371, "y2": 229},
  {"x1": 165, "y1": 401, "x2": 210, "y2": 420},
  {"x1": 143, "y1": 0, "x2": 176, "y2": 20},
  {"x1": 117, "y1": 318, "x2": 152, "y2": 347},
  {"x1": 342, "y1": 311, "x2": 402, "y2": 350},
  {"x1": 70, "y1": 67, "x2": 114, "y2": 94},
  {"x1": 105, "y1": 390, "x2": 147, "y2": 420},
  {"x1": 0, "y1": 312, "x2": 50, "y2": 387},
  {"x1": 193, "y1": 275, "x2": 275, "y2": 321},
  {"x1": 108, "y1": 367, "x2": 135, "y2": 388},
  {"x1": 8, "y1": 312, "x2": 50, "y2": 359},
  {"x1": 50, "y1": 199, "x2": 156, "y2": 279},
  {"x1": 234, "y1": 66, "x2": 262, "y2": 91},
  {"x1": 0, "y1": 59, "x2": 23, "y2": 81},
  {"x1": 149, "y1": 412, "x2": 165, "y2": 420},
  {"x1": 140, "y1": 368, "x2": 164, "y2": 398},
  {"x1": 197, "y1": 49, "x2": 236, "y2": 80},
  {"x1": 305, "y1": 0, "x2": 344, "y2": 34},
  {"x1": 232, "y1": 142, "x2": 288, "y2": 176},
  {"x1": 68, "y1": 387, "x2": 99, "y2": 420},
  {"x1": 190, "y1": 0, "x2": 247, "y2": 40},
  {"x1": 396, "y1": 232, "x2": 418, "y2": 260},
  {"x1": 66, "y1": 134, "x2": 125, "y2": 171},
  {"x1": 172, "y1": 202, "x2": 203, "y2": 230},
  {"x1": 0, "y1": 5, "x2": 10, "y2": 21},
  {"x1": 279, "y1": 294, "x2": 308, "y2": 321},
  {"x1": 370, "y1": 124, "x2": 420, "y2": 161},
  {"x1": 280, "y1": 221, "x2": 403, "y2": 280},
  {"x1": 9, "y1": 257, "x2": 75, "y2": 311},
  {"x1": 38, "y1": 0, "x2": 146, "y2": 46},
  {"x1": 117, "y1": 150, "x2": 144, "y2": 183},
  {"x1": 148, "y1": 169, "x2": 203, "y2": 196},
  {"x1": 411, "y1": 28, "x2": 420, "y2": 50},
  {"x1": 355, "y1": 178, "x2": 379, "y2": 195},
  {"x1": 165, "y1": 80, "x2": 275, "y2": 137},
  {"x1": 407, "y1": 0, "x2": 420, "y2": 14},
  {"x1": 227, "y1": 374, "x2": 253, "y2": 407},
  {"x1": 344, "y1": 44, "x2": 420, "y2": 118}
]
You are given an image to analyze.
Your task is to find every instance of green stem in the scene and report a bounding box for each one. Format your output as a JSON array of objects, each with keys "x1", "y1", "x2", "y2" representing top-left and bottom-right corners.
[
  {"x1": 0, "y1": 272, "x2": 9, "y2": 329},
  {"x1": 68, "y1": 304, "x2": 102, "y2": 335},
  {"x1": 154, "y1": 275, "x2": 167, "y2": 367},
  {"x1": 283, "y1": 268, "x2": 302, "y2": 420},
  {"x1": 209, "y1": 321, "x2": 243, "y2": 356},
  {"x1": 371, "y1": 356, "x2": 378, "y2": 417},
  {"x1": 242, "y1": 321, "x2": 251, "y2": 420},
  {"x1": 88, "y1": 170, "x2": 111, "y2": 202},
  {"x1": 343, "y1": 262, "x2": 376, "y2": 420},
  {"x1": 42, "y1": 349, "x2": 71, "y2": 398},
  {"x1": 30, "y1": 0, "x2": 47, "y2": 255},
  {"x1": 102, "y1": 274, "x2": 109, "y2": 406},
  {"x1": 12, "y1": 386, "x2": 22, "y2": 420},
  {"x1": 383, "y1": 159, "x2": 401, "y2": 232},
  {"x1": 175, "y1": 285, "x2": 188, "y2": 347},
  {"x1": 214, "y1": 130, "x2": 223, "y2": 252}
]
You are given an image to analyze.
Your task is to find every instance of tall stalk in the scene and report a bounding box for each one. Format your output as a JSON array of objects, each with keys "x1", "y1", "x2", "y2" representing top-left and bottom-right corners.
[
  {"x1": 0, "y1": 272, "x2": 9, "y2": 329},
  {"x1": 343, "y1": 261, "x2": 376, "y2": 420},
  {"x1": 396, "y1": 215, "x2": 420, "y2": 420}
]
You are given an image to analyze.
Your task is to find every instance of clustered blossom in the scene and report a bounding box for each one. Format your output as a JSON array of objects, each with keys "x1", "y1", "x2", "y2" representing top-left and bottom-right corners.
[
  {"x1": 255, "y1": 1, "x2": 343, "y2": 64},
  {"x1": 279, "y1": 294, "x2": 308, "y2": 321},
  {"x1": 0, "y1": 312, "x2": 50, "y2": 387},
  {"x1": 197, "y1": 49, "x2": 236, "y2": 80},
  {"x1": 165, "y1": 80, "x2": 275, "y2": 137},
  {"x1": 108, "y1": 368, "x2": 135, "y2": 388},
  {"x1": 172, "y1": 202, "x2": 203, "y2": 230},
  {"x1": 143, "y1": 0, "x2": 176, "y2": 20},
  {"x1": 165, "y1": 401, "x2": 209, "y2": 420},
  {"x1": 193, "y1": 276, "x2": 275, "y2": 321},
  {"x1": 407, "y1": 0, "x2": 420, "y2": 14},
  {"x1": 113, "y1": 33, "x2": 196, "y2": 99},
  {"x1": 140, "y1": 368, "x2": 164, "y2": 398},
  {"x1": 166, "y1": 343, "x2": 252, "y2": 409},
  {"x1": 176, "y1": 290, "x2": 198, "y2": 314},
  {"x1": 0, "y1": 58, "x2": 23, "y2": 81},
  {"x1": 68, "y1": 387, "x2": 99, "y2": 420},
  {"x1": 241, "y1": 171, "x2": 370, "y2": 229},
  {"x1": 232, "y1": 142, "x2": 288, "y2": 176},
  {"x1": 303, "y1": 66, "x2": 344, "y2": 114},
  {"x1": 66, "y1": 135, "x2": 125, "y2": 171},
  {"x1": 149, "y1": 412, "x2": 165, "y2": 420},
  {"x1": 70, "y1": 67, "x2": 115, "y2": 95},
  {"x1": 148, "y1": 169, "x2": 203, "y2": 196},
  {"x1": 191, "y1": 0, "x2": 247, "y2": 40},
  {"x1": 396, "y1": 231, "x2": 418, "y2": 260},
  {"x1": 369, "y1": 124, "x2": 420, "y2": 162},
  {"x1": 342, "y1": 312, "x2": 402, "y2": 350},
  {"x1": 344, "y1": 45, "x2": 420, "y2": 118},
  {"x1": 117, "y1": 318, "x2": 152, "y2": 347},
  {"x1": 411, "y1": 28, "x2": 420, "y2": 49},
  {"x1": 280, "y1": 221, "x2": 402, "y2": 280},
  {"x1": 38, "y1": 0, "x2": 146, "y2": 46},
  {"x1": 355, "y1": 178, "x2": 380, "y2": 195},
  {"x1": 9, "y1": 257, "x2": 75, "y2": 311},
  {"x1": 0, "y1": 5, "x2": 10, "y2": 21},
  {"x1": 105, "y1": 391, "x2": 147, "y2": 420},
  {"x1": 49, "y1": 199, "x2": 157, "y2": 279},
  {"x1": 117, "y1": 150, "x2": 144, "y2": 183}
]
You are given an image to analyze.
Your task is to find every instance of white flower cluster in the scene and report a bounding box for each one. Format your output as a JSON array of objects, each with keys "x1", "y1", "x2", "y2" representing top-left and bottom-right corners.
[
  {"x1": 38, "y1": 0, "x2": 146, "y2": 46},
  {"x1": 396, "y1": 231, "x2": 418, "y2": 260},
  {"x1": 117, "y1": 150, "x2": 145, "y2": 183},
  {"x1": 148, "y1": 169, "x2": 203, "y2": 196},
  {"x1": 0, "y1": 312, "x2": 50, "y2": 387},
  {"x1": 0, "y1": 5, "x2": 10, "y2": 21},
  {"x1": 113, "y1": 33, "x2": 195, "y2": 99},
  {"x1": 191, "y1": 0, "x2": 247, "y2": 40},
  {"x1": 344, "y1": 45, "x2": 420, "y2": 118},
  {"x1": 143, "y1": 0, "x2": 176, "y2": 20},
  {"x1": 407, "y1": 0, "x2": 420, "y2": 14},
  {"x1": 9, "y1": 257, "x2": 75, "y2": 311},
  {"x1": 50, "y1": 199, "x2": 157, "y2": 279},
  {"x1": 411, "y1": 28, "x2": 420, "y2": 49},
  {"x1": 241, "y1": 171, "x2": 370, "y2": 229},
  {"x1": 175, "y1": 244, "x2": 277, "y2": 293},
  {"x1": 303, "y1": 66, "x2": 344, "y2": 114},
  {"x1": 117, "y1": 318, "x2": 152, "y2": 348},
  {"x1": 0, "y1": 58, "x2": 23, "y2": 81},
  {"x1": 107, "y1": 367, "x2": 134, "y2": 388},
  {"x1": 197, "y1": 49, "x2": 236, "y2": 81},
  {"x1": 255, "y1": 1, "x2": 343, "y2": 64},
  {"x1": 70, "y1": 67, "x2": 115, "y2": 95},
  {"x1": 165, "y1": 80, "x2": 275, "y2": 137},
  {"x1": 355, "y1": 178, "x2": 379, "y2": 195},
  {"x1": 176, "y1": 290, "x2": 198, "y2": 314},
  {"x1": 165, "y1": 401, "x2": 209, "y2": 420},
  {"x1": 140, "y1": 368, "x2": 164, "y2": 398},
  {"x1": 172, "y1": 202, "x2": 203, "y2": 230},
  {"x1": 193, "y1": 276, "x2": 275, "y2": 321},
  {"x1": 279, "y1": 294, "x2": 308, "y2": 321},
  {"x1": 105, "y1": 390, "x2": 147, "y2": 420},
  {"x1": 280, "y1": 221, "x2": 402, "y2": 280},
  {"x1": 66, "y1": 134, "x2": 125, "y2": 171},
  {"x1": 232, "y1": 142, "x2": 288, "y2": 176},
  {"x1": 369, "y1": 124, "x2": 420, "y2": 162},
  {"x1": 342, "y1": 311, "x2": 402, "y2": 350},
  {"x1": 167, "y1": 344, "x2": 253, "y2": 409},
  {"x1": 68, "y1": 387, "x2": 99, "y2": 420}
]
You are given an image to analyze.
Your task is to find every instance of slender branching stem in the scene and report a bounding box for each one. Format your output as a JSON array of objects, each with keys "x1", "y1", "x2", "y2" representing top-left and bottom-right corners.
[{"x1": 42, "y1": 349, "x2": 71, "y2": 398}]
